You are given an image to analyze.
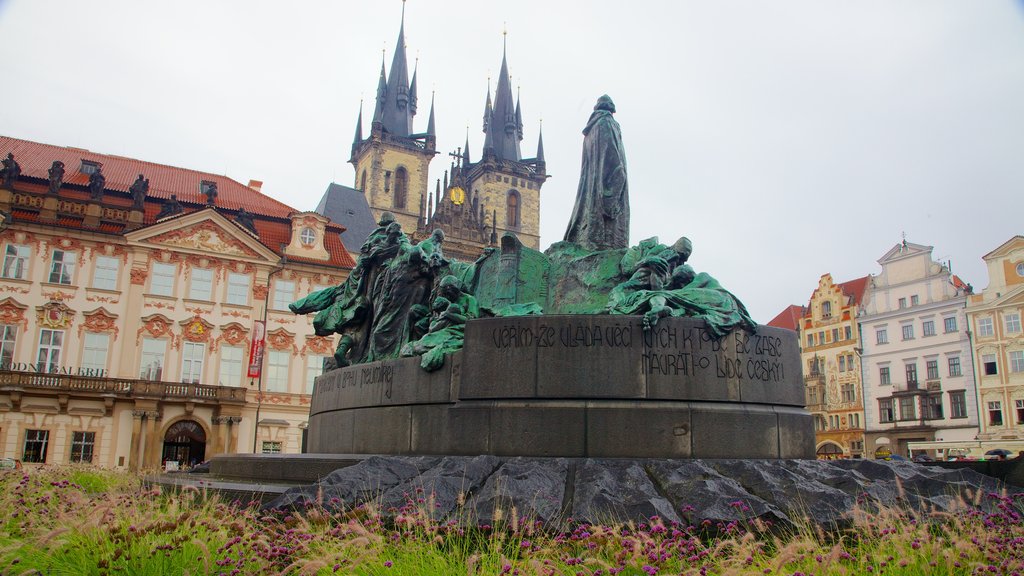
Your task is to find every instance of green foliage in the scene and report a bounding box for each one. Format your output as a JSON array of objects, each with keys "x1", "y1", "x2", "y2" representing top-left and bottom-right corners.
[{"x1": 1, "y1": 467, "x2": 1022, "y2": 575}]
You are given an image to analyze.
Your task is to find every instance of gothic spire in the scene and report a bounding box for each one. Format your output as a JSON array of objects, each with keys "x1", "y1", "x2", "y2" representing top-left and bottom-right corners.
[
  {"x1": 515, "y1": 87, "x2": 524, "y2": 140},
  {"x1": 463, "y1": 128, "x2": 471, "y2": 165},
  {"x1": 379, "y1": 3, "x2": 415, "y2": 136},
  {"x1": 426, "y1": 91, "x2": 436, "y2": 136},
  {"x1": 372, "y1": 54, "x2": 386, "y2": 125},
  {"x1": 409, "y1": 58, "x2": 419, "y2": 115},
  {"x1": 536, "y1": 121, "x2": 545, "y2": 163},
  {"x1": 482, "y1": 79, "x2": 492, "y2": 134},
  {"x1": 483, "y1": 33, "x2": 522, "y2": 161},
  {"x1": 353, "y1": 100, "x2": 364, "y2": 146}
]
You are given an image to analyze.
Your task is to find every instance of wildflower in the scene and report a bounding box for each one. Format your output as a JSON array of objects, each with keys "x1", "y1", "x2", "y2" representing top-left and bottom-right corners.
[{"x1": 384, "y1": 560, "x2": 393, "y2": 568}]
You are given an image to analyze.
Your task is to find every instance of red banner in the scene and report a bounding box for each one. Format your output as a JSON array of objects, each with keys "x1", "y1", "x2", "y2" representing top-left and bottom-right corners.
[{"x1": 247, "y1": 320, "x2": 266, "y2": 378}]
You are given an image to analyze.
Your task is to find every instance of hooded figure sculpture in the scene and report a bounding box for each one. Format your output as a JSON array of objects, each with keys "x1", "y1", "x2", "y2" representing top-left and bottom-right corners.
[{"x1": 563, "y1": 95, "x2": 630, "y2": 251}]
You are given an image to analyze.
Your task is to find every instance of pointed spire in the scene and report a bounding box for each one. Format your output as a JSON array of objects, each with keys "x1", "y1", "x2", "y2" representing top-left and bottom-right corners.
[
  {"x1": 409, "y1": 57, "x2": 419, "y2": 115},
  {"x1": 353, "y1": 100, "x2": 364, "y2": 145},
  {"x1": 483, "y1": 31, "x2": 522, "y2": 161},
  {"x1": 536, "y1": 120, "x2": 545, "y2": 162},
  {"x1": 482, "y1": 79, "x2": 492, "y2": 134},
  {"x1": 426, "y1": 91, "x2": 436, "y2": 136},
  {"x1": 379, "y1": 2, "x2": 414, "y2": 136},
  {"x1": 372, "y1": 55, "x2": 387, "y2": 124},
  {"x1": 515, "y1": 87, "x2": 524, "y2": 141},
  {"x1": 463, "y1": 127, "x2": 471, "y2": 165}
]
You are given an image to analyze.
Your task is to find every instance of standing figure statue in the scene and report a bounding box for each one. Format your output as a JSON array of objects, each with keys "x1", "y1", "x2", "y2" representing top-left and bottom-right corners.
[
  {"x1": 88, "y1": 168, "x2": 106, "y2": 200},
  {"x1": 130, "y1": 174, "x2": 149, "y2": 210},
  {"x1": 563, "y1": 95, "x2": 630, "y2": 251},
  {"x1": 1, "y1": 153, "x2": 20, "y2": 188},
  {"x1": 47, "y1": 161, "x2": 65, "y2": 194}
]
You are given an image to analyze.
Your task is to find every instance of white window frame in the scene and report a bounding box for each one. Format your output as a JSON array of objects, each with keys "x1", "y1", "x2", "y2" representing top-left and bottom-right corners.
[
  {"x1": 218, "y1": 345, "x2": 244, "y2": 387},
  {"x1": 48, "y1": 249, "x2": 76, "y2": 285},
  {"x1": 1005, "y1": 313, "x2": 1022, "y2": 335},
  {"x1": 261, "y1": 441, "x2": 282, "y2": 454},
  {"x1": 69, "y1": 431, "x2": 96, "y2": 464},
  {"x1": 81, "y1": 332, "x2": 110, "y2": 374},
  {"x1": 305, "y1": 354, "x2": 329, "y2": 394},
  {"x1": 0, "y1": 324, "x2": 17, "y2": 367},
  {"x1": 978, "y1": 317, "x2": 994, "y2": 337},
  {"x1": 92, "y1": 255, "x2": 120, "y2": 291},
  {"x1": 266, "y1": 350, "x2": 290, "y2": 392},
  {"x1": 36, "y1": 329, "x2": 63, "y2": 372},
  {"x1": 226, "y1": 273, "x2": 250, "y2": 306},
  {"x1": 272, "y1": 280, "x2": 295, "y2": 311},
  {"x1": 2, "y1": 243, "x2": 30, "y2": 280},
  {"x1": 181, "y1": 342, "x2": 205, "y2": 384},
  {"x1": 140, "y1": 338, "x2": 167, "y2": 380},
  {"x1": 189, "y1": 267, "x2": 214, "y2": 301},
  {"x1": 943, "y1": 316, "x2": 958, "y2": 333},
  {"x1": 1010, "y1": 350, "x2": 1024, "y2": 373},
  {"x1": 901, "y1": 324, "x2": 914, "y2": 340},
  {"x1": 922, "y1": 320, "x2": 935, "y2": 337},
  {"x1": 150, "y1": 262, "x2": 176, "y2": 297}
]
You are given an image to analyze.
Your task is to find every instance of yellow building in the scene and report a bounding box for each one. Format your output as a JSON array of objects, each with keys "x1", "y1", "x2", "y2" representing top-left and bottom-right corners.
[
  {"x1": 966, "y1": 235, "x2": 1024, "y2": 441},
  {"x1": 797, "y1": 274, "x2": 870, "y2": 458},
  {"x1": 0, "y1": 135, "x2": 354, "y2": 469}
]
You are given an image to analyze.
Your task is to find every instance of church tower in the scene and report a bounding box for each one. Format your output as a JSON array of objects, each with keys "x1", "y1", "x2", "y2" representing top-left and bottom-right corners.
[
  {"x1": 350, "y1": 5, "x2": 437, "y2": 234},
  {"x1": 454, "y1": 37, "x2": 547, "y2": 250}
]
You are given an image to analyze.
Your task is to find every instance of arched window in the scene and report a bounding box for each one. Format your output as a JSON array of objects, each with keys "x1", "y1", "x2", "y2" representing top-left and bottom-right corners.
[
  {"x1": 393, "y1": 167, "x2": 408, "y2": 209},
  {"x1": 506, "y1": 190, "x2": 520, "y2": 228},
  {"x1": 821, "y1": 301, "x2": 832, "y2": 318},
  {"x1": 359, "y1": 170, "x2": 367, "y2": 192}
]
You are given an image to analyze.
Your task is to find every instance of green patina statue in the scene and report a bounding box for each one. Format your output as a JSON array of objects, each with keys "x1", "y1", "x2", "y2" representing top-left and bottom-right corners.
[
  {"x1": 563, "y1": 95, "x2": 630, "y2": 251},
  {"x1": 291, "y1": 97, "x2": 756, "y2": 371}
]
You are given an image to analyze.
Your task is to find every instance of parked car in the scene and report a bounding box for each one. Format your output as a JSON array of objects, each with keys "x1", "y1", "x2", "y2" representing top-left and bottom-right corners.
[{"x1": 0, "y1": 458, "x2": 22, "y2": 470}]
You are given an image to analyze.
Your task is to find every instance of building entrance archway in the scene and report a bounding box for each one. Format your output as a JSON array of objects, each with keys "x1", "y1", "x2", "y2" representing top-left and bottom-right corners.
[
  {"x1": 816, "y1": 442, "x2": 844, "y2": 460},
  {"x1": 161, "y1": 420, "x2": 206, "y2": 467}
]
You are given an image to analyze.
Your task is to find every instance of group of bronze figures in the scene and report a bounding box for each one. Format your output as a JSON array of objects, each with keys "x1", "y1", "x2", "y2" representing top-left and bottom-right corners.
[{"x1": 291, "y1": 96, "x2": 755, "y2": 371}]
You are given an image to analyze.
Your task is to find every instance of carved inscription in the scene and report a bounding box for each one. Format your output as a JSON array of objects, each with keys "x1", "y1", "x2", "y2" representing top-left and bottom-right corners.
[
  {"x1": 319, "y1": 362, "x2": 395, "y2": 399},
  {"x1": 488, "y1": 318, "x2": 788, "y2": 384},
  {"x1": 642, "y1": 325, "x2": 786, "y2": 383}
]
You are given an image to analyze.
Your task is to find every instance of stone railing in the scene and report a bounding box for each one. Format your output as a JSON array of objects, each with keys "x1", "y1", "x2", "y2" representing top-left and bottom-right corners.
[{"x1": 0, "y1": 370, "x2": 246, "y2": 403}]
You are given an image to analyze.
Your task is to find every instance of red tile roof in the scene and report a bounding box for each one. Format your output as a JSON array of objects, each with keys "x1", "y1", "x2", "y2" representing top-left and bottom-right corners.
[
  {"x1": 951, "y1": 274, "x2": 972, "y2": 294},
  {"x1": 837, "y1": 275, "x2": 871, "y2": 306},
  {"x1": 766, "y1": 304, "x2": 804, "y2": 331},
  {"x1": 0, "y1": 135, "x2": 294, "y2": 218},
  {"x1": 0, "y1": 135, "x2": 356, "y2": 269}
]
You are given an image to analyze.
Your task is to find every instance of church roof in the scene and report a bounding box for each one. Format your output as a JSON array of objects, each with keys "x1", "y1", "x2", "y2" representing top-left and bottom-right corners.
[{"x1": 315, "y1": 183, "x2": 376, "y2": 251}]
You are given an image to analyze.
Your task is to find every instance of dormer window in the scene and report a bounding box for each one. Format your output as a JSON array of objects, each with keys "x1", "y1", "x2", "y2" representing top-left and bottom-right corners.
[
  {"x1": 300, "y1": 227, "x2": 316, "y2": 246},
  {"x1": 200, "y1": 180, "x2": 216, "y2": 195},
  {"x1": 80, "y1": 160, "x2": 101, "y2": 175}
]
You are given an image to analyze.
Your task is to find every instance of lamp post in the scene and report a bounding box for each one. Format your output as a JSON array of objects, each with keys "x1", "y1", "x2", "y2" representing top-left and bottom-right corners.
[{"x1": 252, "y1": 257, "x2": 286, "y2": 453}]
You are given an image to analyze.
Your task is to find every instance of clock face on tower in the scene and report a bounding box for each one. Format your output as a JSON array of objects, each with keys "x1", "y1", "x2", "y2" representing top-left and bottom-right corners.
[{"x1": 448, "y1": 186, "x2": 465, "y2": 206}]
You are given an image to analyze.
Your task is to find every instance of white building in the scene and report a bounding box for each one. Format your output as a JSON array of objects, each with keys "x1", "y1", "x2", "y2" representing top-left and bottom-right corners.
[{"x1": 859, "y1": 240, "x2": 978, "y2": 458}]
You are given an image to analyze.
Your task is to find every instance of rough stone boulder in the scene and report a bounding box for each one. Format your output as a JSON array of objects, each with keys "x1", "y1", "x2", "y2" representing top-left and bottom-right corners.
[{"x1": 266, "y1": 457, "x2": 1021, "y2": 529}]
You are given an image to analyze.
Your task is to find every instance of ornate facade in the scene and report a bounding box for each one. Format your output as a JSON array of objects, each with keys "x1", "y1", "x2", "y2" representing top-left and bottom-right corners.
[
  {"x1": 859, "y1": 241, "x2": 978, "y2": 458},
  {"x1": 798, "y1": 274, "x2": 870, "y2": 458},
  {"x1": 348, "y1": 12, "x2": 547, "y2": 262},
  {"x1": 967, "y1": 236, "x2": 1024, "y2": 441},
  {"x1": 0, "y1": 135, "x2": 354, "y2": 469}
]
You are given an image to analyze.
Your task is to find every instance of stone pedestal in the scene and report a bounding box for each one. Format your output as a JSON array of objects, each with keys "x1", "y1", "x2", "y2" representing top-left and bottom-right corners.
[{"x1": 307, "y1": 316, "x2": 813, "y2": 459}]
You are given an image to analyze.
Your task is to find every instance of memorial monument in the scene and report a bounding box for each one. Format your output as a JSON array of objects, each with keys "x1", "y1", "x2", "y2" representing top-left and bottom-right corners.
[{"x1": 293, "y1": 95, "x2": 813, "y2": 460}]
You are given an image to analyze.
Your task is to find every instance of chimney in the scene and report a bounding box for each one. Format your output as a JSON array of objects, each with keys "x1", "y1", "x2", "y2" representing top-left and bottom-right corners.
[{"x1": 247, "y1": 179, "x2": 263, "y2": 192}]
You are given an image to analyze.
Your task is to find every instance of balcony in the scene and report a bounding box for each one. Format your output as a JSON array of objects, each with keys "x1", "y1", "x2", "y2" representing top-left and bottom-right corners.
[
  {"x1": 0, "y1": 370, "x2": 247, "y2": 404},
  {"x1": 804, "y1": 373, "x2": 825, "y2": 385},
  {"x1": 893, "y1": 381, "x2": 923, "y2": 395}
]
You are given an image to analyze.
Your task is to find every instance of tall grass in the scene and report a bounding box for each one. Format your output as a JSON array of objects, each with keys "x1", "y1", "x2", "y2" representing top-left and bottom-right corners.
[{"x1": 1, "y1": 466, "x2": 1021, "y2": 575}]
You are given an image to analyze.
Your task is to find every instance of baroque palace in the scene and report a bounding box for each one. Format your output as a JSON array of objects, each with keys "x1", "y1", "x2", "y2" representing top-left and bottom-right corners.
[{"x1": 0, "y1": 136, "x2": 354, "y2": 469}]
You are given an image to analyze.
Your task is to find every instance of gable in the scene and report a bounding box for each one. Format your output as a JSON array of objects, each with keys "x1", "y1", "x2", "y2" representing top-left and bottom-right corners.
[{"x1": 125, "y1": 209, "x2": 278, "y2": 262}]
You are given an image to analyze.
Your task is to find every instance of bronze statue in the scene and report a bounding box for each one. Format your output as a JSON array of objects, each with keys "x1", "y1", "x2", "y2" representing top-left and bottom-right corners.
[
  {"x1": 236, "y1": 207, "x2": 256, "y2": 233},
  {"x1": 401, "y1": 275, "x2": 480, "y2": 371},
  {"x1": 563, "y1": 95, "x2": 630, "y2": 251},
  {"x1": 0, "y1": 153, "x2": 20, "y2": 188},
  {"x1": 47, "y1": 161, "x2": 65, "y2": 194},
  {"x1": 130, "y1": 174, "x2": 149, "y2": 209},
  {"x1": 88, "y1": 168, "x2": 105, "y2": 200},
  {"x1": 204, "y1": 181, "x2": 218, "y2": 206}
]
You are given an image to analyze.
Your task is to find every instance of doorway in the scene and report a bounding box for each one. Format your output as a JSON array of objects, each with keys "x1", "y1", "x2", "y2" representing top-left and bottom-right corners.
[{"x1": 161, "y1": 420, "x2": 206, "y2": 467}]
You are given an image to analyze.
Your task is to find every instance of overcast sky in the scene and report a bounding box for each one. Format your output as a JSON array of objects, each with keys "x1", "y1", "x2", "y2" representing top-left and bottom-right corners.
[{"x1": 2, "y1": 1, "x2": 1022, "y2": 323}]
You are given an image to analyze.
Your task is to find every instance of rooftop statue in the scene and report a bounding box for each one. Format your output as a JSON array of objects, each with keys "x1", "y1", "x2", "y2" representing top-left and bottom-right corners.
[{"x1": 563, "y1": 95, "x2": 629, "y2": 251}]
